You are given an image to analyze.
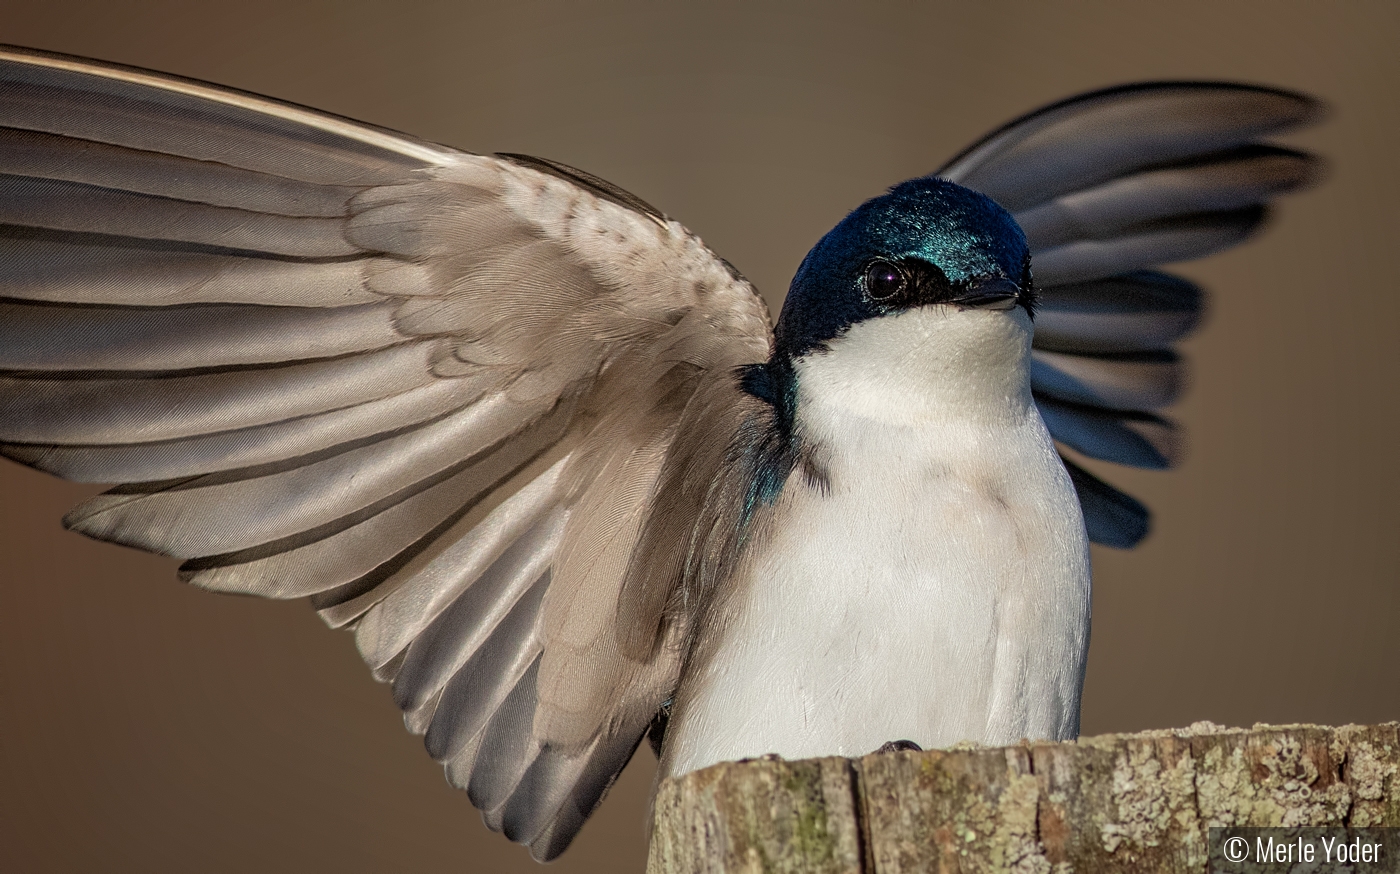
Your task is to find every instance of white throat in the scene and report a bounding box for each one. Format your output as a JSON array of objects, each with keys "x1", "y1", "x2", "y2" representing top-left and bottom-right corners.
[
  {"x1": 796, "y1": 303, "x2": 1038, "y2": 431},
  {"x1": 662, "y1": 305, "x2": 1092, "y2": 779}
]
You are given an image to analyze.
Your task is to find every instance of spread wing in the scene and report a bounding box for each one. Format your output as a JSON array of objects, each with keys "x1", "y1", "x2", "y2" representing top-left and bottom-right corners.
[
  {"x1": 938, "y1": 82, "x2": 1323, "y2": 547},
  {"x1": 0, "y1": 45, "x2": 773, "y2": 859}
]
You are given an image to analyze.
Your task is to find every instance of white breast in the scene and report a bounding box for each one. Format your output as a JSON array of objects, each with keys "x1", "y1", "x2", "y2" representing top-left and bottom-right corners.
[{"x1": 662, "y1": 305, "x2": 1091, "y2": 779}]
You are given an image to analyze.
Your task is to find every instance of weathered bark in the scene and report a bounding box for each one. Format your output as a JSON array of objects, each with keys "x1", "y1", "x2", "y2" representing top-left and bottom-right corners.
[{"x1": 647, "y1": 723, "x2": 1400, "y2": 873}]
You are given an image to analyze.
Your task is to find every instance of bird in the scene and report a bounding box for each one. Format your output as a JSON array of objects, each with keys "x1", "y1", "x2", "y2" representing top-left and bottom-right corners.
[{"x1": 0, "y1": 44, "x2": 1321, "y2": 860}]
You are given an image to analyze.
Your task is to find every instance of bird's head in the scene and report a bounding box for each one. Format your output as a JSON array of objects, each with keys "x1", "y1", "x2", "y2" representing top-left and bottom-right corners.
[{"x1": 773, "y1": 176, "x2": 1034, "y2": 363}]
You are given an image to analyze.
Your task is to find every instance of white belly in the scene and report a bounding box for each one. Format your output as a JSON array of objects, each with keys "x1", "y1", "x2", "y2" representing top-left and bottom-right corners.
[{"x1": 661, "y1": 305, "x2": 1092, "y2": 779}]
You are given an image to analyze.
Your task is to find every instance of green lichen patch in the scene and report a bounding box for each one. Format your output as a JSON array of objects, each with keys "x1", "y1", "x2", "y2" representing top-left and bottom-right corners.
[
  {"x1": 856, "y1": 745, "x2": 1047, "y2": 874},
  {"x1": 648, "y1": 756, "x2": 861, "y2": 874},
  {"x1": 1193, "y1": 726, "x2": 1351, "y2": 829},
  {"x1": 1336, "y1": 724, "x2": 1400, "y2": 828},
  {"x1": 1033, "y1": 733, "x2": 1203, "y2": 872}
]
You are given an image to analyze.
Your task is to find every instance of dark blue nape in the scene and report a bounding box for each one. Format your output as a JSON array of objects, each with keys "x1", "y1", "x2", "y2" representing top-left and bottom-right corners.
[{"x1": 772, "y1": 176, "x2": 1028, "y2": 361}]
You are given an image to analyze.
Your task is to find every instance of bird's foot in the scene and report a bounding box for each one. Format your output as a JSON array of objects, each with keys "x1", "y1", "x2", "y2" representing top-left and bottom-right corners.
[
  {"x1": 876, "y1": 739, "x2": 923, "y2": 753},
  {"x1": 737, "y1": 752, "x2": 785, "y2": 764}
]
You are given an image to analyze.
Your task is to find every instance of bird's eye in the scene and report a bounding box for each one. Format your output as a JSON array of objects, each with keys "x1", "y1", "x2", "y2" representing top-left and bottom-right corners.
[{"x1": 864, "y1": 260, "x2": 907, "y2": 301}]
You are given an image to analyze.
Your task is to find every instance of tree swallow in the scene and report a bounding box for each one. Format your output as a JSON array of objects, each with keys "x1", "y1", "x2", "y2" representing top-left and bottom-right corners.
[{"x1": 0, "y1": 46, "x2": 1320, "y2": 860}]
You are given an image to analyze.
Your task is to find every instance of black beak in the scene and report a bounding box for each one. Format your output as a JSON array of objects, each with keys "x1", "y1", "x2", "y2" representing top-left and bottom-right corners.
[{"x1": 950, "y1": 276, "x2": 1020, "y2": 310}]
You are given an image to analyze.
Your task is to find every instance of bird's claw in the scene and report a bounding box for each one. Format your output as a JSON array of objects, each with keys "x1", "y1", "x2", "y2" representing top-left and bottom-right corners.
[{"x1": 876, "y1": 739, "x2": 923, "y2": 753}]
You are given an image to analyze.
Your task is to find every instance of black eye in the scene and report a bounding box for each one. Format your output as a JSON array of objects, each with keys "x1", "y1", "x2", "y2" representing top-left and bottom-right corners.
[{"x1": 864, "y1": 260, "x2": 907, "y2": 301}]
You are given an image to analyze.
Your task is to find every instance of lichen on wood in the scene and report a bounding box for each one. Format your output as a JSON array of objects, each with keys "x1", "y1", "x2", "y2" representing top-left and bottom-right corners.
[
  {"x1": 647, "y1": 723, "x2": 1399, "y2": 874},
  {"x1": 647, "y1": 755, "x2": 863, "y2": 874}
]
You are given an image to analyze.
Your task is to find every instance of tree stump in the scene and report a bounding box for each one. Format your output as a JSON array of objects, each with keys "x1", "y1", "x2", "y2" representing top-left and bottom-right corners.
[{"x1": 647, "y1": 723, "x2": 1400, "y2": 873}]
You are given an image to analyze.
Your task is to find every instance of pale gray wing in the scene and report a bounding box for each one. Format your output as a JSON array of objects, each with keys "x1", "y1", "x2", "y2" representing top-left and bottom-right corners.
[
  {"x1": 939, "y1": 82, "x2": 1323, "y2": 547},
  {"x1": 0, "y1": 45, "x2": 773, "y2": 859}
]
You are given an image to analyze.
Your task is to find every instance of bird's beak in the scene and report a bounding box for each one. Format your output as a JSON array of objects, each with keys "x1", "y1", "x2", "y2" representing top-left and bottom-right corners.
[{"x1": 950, "y1": 277, "x2": 1020, "y2": 310}]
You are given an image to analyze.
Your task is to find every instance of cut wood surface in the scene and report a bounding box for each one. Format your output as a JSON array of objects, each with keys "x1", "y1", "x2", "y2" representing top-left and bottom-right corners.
[{"x1": 647, "y1": 723, "x2": 1399, "y2": 873}]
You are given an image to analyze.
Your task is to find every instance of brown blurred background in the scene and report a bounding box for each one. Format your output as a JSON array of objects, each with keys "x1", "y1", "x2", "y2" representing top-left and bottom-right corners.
[{"x1": 1, "y1": 2, "x2": 1396, "y2": 871}]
